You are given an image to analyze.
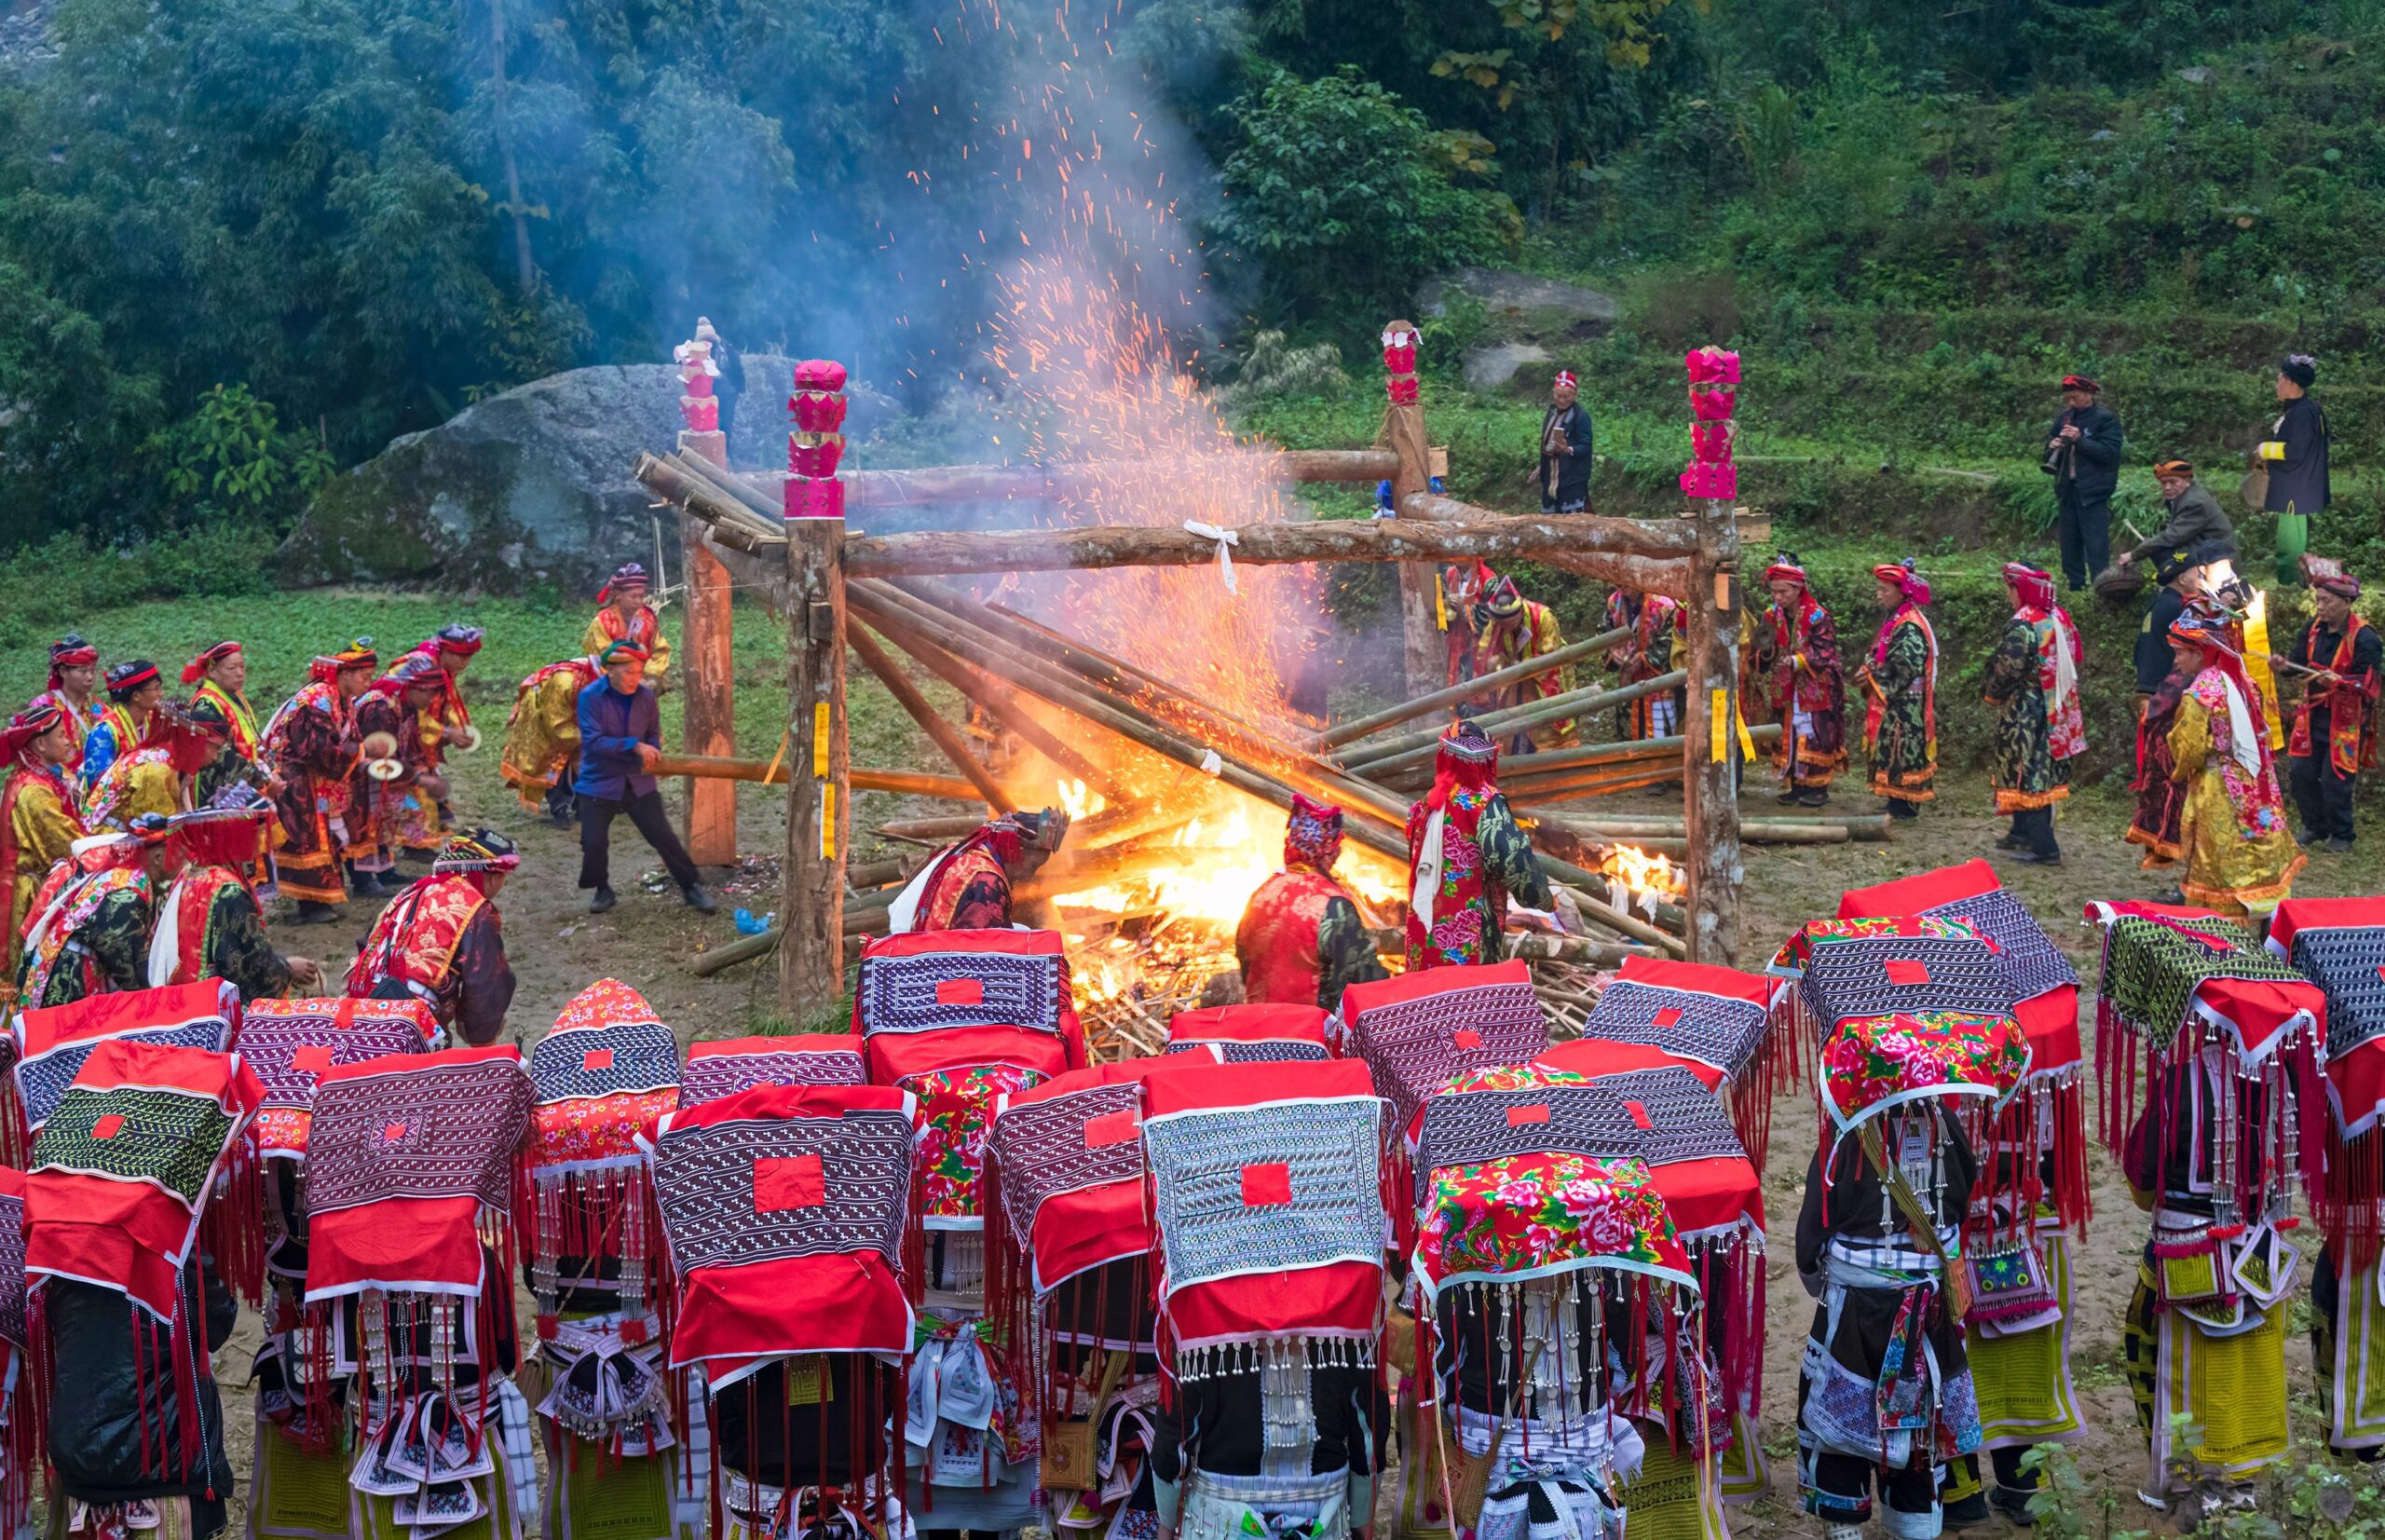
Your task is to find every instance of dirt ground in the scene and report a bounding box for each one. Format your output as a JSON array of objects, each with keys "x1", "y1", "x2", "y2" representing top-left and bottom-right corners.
[{"x1": 214, "y1": 736, "x2": 2385, "y2": 1534}]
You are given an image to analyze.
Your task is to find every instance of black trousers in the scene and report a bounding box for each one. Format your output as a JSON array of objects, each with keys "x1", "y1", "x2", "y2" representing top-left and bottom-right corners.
[
  {"x1": 579, "y1": 788, "x2": 701, "y2": 893},
  {"x1": 2055, "y1": 484, "x2": 2112, "y2": 590},
  {"x1": 2010, "y1": 804, "x2": 2059, "y2": 856},
  {"x1": 2291, "y1": 746, "x2": 2358, "y2": 842},
  {"x1": 545, "y1": 752, "x2": 579, "y2": 816},
  {"x1": 1809, "y1": 1448, "x2": 1938, "y2": 1527}
]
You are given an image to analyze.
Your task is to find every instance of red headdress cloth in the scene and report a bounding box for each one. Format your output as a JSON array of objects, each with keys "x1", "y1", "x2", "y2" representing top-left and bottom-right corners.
[
  {"x1": 1571, "y1": 955, "x2": 1779, "y2": 1165},
  {"x1": 2266, "y1": 896, "x2": 2385, "y2": 1268},
  {"x1": 987, "y1": 1061, "x2": 1172, "y2": 1302},
  {"x1": 524, "y1": 981, "x2": 679, "y2": 1329},
  {"x1": 0, "y1": 1169, "x2": 30, "y2": 1535},
  {"x1": 13, "y1": 980, "x2": 238, "y2": 1145},
  {"x1": 238, "y1": 996, "x2": 438, "y2": 1163},
  {"x1": 681, "y1": 1034, "x2": 867, "y2": 1108},
  {"x1": 1139, "y1": 1057, "x2": 1387, "y2": 1377},
  {"x1": 1410, "y1": 1063, "x2": 1697, "y2": 1300},
  {"x1": 302, "y1": 1043, "x2": 532, "y2": 1303},
  {"x1": 2082, "y1": 902, "x2": 2324, "y2": 1211},
  {"x1": 645, "y1": 1083, "x2": 919, "y2": 1387},
  {"x1": 1840, "y1": 862, "x2": 2090, "y2": 1229},
  {"x1": 1341, "y1": 961, "x2": 1547, "y2": 1141},
  {"x1": 852, "y1": 929, "x2": 1086, "y2": 1239},
  {"x1": 25, "y1": 1040, "x2": 262, "y2": 1322},
  {"x1": 1165, "y1": 1003, "x2": 1334, "y2": 1064}
]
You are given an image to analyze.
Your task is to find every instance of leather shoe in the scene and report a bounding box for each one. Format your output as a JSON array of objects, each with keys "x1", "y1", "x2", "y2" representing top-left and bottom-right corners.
[
  {"x1": 683, "y1": 883, "x2": 718, "y2": 915},
  {"x1": 590, "y1": 885, "x2": 618, "y2": 914},
  {"x1": 2010, "y1": 850, "x2": 2063, "y2": 865},
  {"x1": 2330, "y1": 837, "x2": 2357, "y2": 853}
]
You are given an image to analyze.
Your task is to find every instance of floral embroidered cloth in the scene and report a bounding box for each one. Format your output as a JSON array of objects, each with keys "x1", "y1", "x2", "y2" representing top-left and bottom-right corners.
[
  {"x1": 1413, "y1": 1151, "x2": 1688, "y2": 1300},
  {"x1": 905, "y1": 1061, "x2": 1046, "y2": 1225},
  {"x1": 1765, "y1": 915, "x2": 1983, "y2": 978},
  {"x1": 1818, "y1": 1010, "x2": 2028, "y2": 1134}
]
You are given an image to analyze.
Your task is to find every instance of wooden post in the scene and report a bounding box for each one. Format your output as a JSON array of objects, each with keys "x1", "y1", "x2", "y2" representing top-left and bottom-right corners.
[
  {"x1": 780, "y1": 517, "x2": 849, "y2": 1013},
  {"x1": 780, "y1": 358, "x2": 852, "y2": 1015},
  {"x1": 1382, "y1": 320, "x2": 1440, "y2": 699},
  {"x1": 1683, "y1": 513, "x2": 1743, "y2": 966},
  {"x1": 677, "y1": 429, "x2": 740, "y2": 867}
]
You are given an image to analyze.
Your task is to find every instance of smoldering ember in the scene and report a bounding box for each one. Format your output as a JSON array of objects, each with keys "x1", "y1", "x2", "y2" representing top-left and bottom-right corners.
[{"x1": 1, "y1": 3, "x2": 2380, "y2": 1540}]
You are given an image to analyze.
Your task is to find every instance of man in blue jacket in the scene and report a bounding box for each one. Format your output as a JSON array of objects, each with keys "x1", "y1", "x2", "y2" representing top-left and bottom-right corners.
[
  {"x1": 574, "y1": 640, "x2": 716, "y2": 915},
  {"x1": 2042, "y1": 374, "x2": 2125, "y2": 593}
]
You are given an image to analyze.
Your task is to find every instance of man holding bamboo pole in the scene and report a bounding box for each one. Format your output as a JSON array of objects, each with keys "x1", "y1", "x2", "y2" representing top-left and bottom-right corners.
[{"x1": 573, "y1": 641, "x2": 715, "y2": 915}]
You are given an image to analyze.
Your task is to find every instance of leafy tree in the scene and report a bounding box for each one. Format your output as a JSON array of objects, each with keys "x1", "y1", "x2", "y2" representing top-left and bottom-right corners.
[{"x1": 1214, "y1": 68, "x2": 1514, "y2": 341}]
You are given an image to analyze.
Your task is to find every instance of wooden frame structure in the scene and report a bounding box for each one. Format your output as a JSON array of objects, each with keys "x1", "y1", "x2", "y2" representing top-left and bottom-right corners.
[{"x1": 638, "y1": 323, "x2": 1745, "y2": 1011}]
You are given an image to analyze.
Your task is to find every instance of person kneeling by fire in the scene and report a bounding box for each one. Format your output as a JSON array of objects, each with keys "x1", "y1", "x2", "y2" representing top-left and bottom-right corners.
[
  {"x1": 885, "y1": 807, "x2": 1070, "y2": 933},
  {"x1": 1233, "y1": 793, "x2": 1387, "y2": 1011}
]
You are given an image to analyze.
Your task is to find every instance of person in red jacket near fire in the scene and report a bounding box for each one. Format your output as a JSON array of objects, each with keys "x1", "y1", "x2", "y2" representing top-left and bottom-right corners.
[{"x1": 1233, "y1": 793, "x2": 1386, "y2": 1012}]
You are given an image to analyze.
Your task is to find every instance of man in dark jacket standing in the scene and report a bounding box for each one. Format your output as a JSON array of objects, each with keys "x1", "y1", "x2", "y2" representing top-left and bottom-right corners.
[
  {"x1": 2124, "y1": 459, "x2": 2236, "y2": 566},
  {"x1": 1533, "y1": 368, "x2": 1593, "y2": 512},
  {"x1": 2260, "y1": 354, "x2": 2329, "y2": 585},
  {"x1": 2284, "y1": 562, "x2": 2379, "y2": 852},
  {"x1": 2043, "y1": 374, "x2": 2124, "y2": 592},
  {"x1": 574, "y1": 640, "x2": 715, "y2": 915}
]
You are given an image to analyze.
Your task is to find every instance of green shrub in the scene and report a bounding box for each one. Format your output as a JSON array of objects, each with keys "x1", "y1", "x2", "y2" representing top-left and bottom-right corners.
[{"x1": 1215, "y1": 68, "x2": 1516, "y2": 348}]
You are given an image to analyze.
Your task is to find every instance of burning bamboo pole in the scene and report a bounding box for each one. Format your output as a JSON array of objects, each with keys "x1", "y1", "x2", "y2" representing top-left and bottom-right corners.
[
  {"x1": 1531, "y1": 810, "x2": 1878, "y2": 843},
  {"x1": 649, "y1": 755, "x2": 988, "y2": 803},
  {"x1": 868, "y1": 581, "x2": 1679, "y2": 959},
  {"x1": 874, "y1": 815, "x2": 987, "y2": 842},
  {"x1": 847, "y1": 582, "x2": 1417, "y2": 865},
  {"x1": 846, "y1": 625, "x2": 1016, "y2": 812},
  {"x1": 852, "y1": 609, "x2": 1124, "y2": 797},
  {"x1": 1314, "y1": 627, "x2": 1630, "y2": 751},
  {"x1": 728, "y1": 447, "x2": 1399, "y2": 515},
  {"x1": 1341, "y1": 671, "x2": 1690, "y2": 778}
]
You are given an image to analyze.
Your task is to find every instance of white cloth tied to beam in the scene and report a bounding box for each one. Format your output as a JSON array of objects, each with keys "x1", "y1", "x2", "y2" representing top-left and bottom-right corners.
[
  {"x1": 1411, "y1": 809, "x2": 1448, "y2": 933},
  {"x1": 1183, "y1": 521, "x2": 1240, "y2": 593}
]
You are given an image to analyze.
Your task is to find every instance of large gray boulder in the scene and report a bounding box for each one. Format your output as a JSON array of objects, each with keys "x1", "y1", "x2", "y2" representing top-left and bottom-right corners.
[
  {"x1": 279, "y1": 353, "x2": 851, "y2": 594},
  {"x1": 1417, "y1": 267, "x2": 1619, "y2": 333}
]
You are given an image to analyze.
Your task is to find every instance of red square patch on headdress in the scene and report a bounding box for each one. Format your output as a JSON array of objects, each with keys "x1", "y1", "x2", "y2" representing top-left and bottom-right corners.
[
  {"x1": 935, "y1": 978, "x2": 984, "y2": 1007},
  {"x1": 90, "y1": 1113, "x2": 124, "y2": 1140},
  {"x1": 1624, "y1": 1101, "x2": 1654, "y2": 1131},
  {"x1": 291, "y1": 1045, "x2": 335, "y2": 1074},
  {"x1": 1240, "y1": 1162, "x2": 1292, "y2": 1206},
  {"x1": 1452, "y1": 1029, "x2": 1483, "y2": 1050},
  {"x1": 1652, "y1": 1007, "x2": 1683, "y2": 1029},
  {"x1": 381, "y1": 1122, "x2": 409, "y2": 1144},
  {"x1": 1506, "y1": 1104, "x2": 1550, "y2": 1127},
  {"x1": 754, "y1": 1153, "x2": 826, "y2": 1212},
  {"x1": 1884, "y1": 961, "x2": 1931, "y2": 987},
  {"x1": 1083, "y1": 1110, "x2": 1140, "y2": 1148},
  {"x1": 582, "y1": 1047, "x2": 615, "y2": 1072}
]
